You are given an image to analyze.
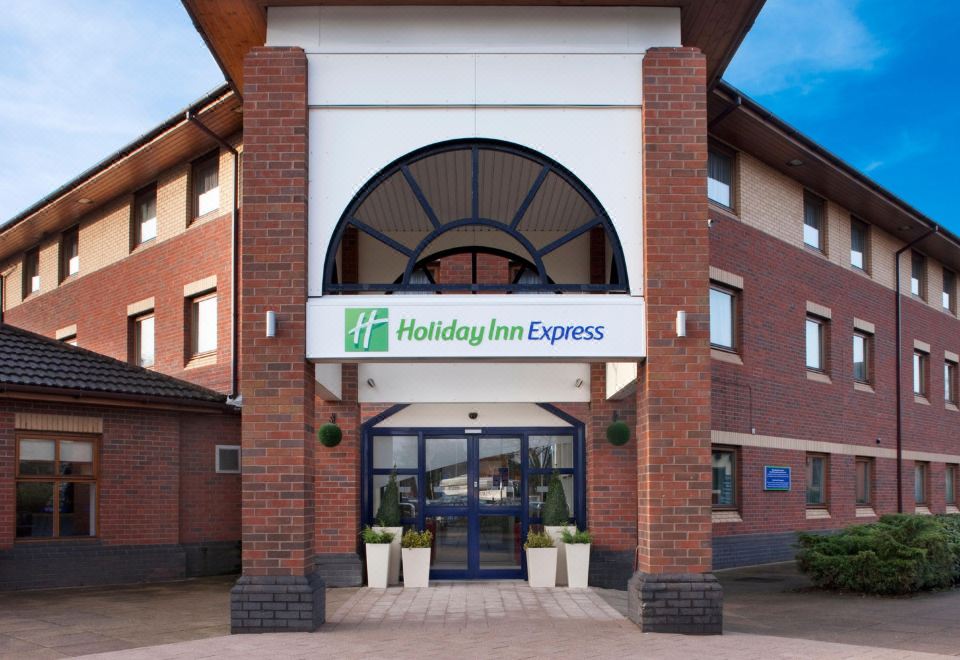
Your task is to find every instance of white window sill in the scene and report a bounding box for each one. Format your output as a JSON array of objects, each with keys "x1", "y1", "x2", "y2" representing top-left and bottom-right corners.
[
  {"x1": 805, "y1": 508, "x2": 831, "y2": 520},
  {"x1": 712, "y1": 510, "x2": 742, "y2": 523},
  {"x1": 855, "y1": 506, "x2": 877, "y2": 518},
  {"x1": 711, "y1": 348, "x2": 743, "y2": 365},
  {"x1": 946, "y1": 505, "x2": 959, "y2": 514},
  {"x1": 946, "y1": 403, "x2": 959, "y2": 412},
  {"x1": 853, "y1": 381, "x2": 874, "y2": 394},
  {"x1": 914, "y1": 395, "x2": 930, "y2": 406},
  {"x1": 915, "y1": 506, "x2": 932, "y2": 515},
  {"x1": 806, "y1": 371, "x2": 832, "y2": 384},
  {"x1": 186, "y1": 352, "x2": 217, "y2": 369}
]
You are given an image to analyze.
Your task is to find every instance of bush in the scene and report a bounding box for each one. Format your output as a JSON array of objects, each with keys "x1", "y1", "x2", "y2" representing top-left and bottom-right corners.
[
  {"x1": 561, "y1": 528, "x2": 593, "y2": 544},
  {"x1": 375, "y1": 471, "x2": 402, "y2": 527},
  {"x1": 524, "y1": 531, "x2": 555, "y2": 549},
  {"x1": 541, "y1": 472, "x2": 571, "y2": 526},
  {"x1": 361, "y1": 526, "x2": 394, "y2": 544},
  {"x1": 402, "y1": 529, "x2": 433, "y2": 549},
  {"x1": 797, "y1": 514, "x2": 960, "y2": 595}
]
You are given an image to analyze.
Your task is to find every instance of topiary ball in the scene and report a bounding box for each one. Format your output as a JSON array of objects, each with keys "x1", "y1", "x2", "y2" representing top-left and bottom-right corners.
[
  {"x1": 606, "y1": 420, "x2": 630, "y2": 446},
  {"x1": 318, "y1": 423, "x2": 343, "y2": 448}
]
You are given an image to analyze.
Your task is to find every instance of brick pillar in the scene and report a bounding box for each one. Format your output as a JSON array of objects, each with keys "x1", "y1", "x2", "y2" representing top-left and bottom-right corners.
[
  {"x1": 627, "y1": 47, "x2": 722, "y2": 634},
  {"x1": 230, "y1": 47, "x2": 324, "y2": 634}
]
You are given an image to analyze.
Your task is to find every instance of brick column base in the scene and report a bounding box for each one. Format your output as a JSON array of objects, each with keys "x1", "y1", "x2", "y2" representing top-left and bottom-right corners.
[
  {"x1": 230, "y1": 573, "x2": 325, "y2": 633},
  {"x1": 627, "y1": 572, "x2": 723, "y2": 634},
  {"x1": 315, "y1": 553, "x2": 363, "y2": 587}
]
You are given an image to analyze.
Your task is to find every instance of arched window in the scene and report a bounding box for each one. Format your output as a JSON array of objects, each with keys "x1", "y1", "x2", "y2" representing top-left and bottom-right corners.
[{"x1": 324, "y1": 139, "x2": 628, "y2": 294}]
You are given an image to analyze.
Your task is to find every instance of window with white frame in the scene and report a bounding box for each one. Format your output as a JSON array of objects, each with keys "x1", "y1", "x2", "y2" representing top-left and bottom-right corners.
[
  {"x1": 850, "y1": 217, "x2": 868, "y2": 271},
  {"x1": 192, "y1": 152, "x2": 220, "y2": 219},
  {"x1": 133, "y1": 313, "x2": 155, "y2": 368},
  {"x1": 707, "y1": 149, "x2": 733, "y2": 208},
  {"x1": 134, "y1": 184, "x2": 158, "y2": 245},
  {"x1": 709, "y1": 284, "x2": 737, "y2": 351},
  {"x1": 803, "y1": 192, "x2": 825, "y2": 251},
  {"x1": 189, "y1": 292, "x2": 218, "y2": 357}
]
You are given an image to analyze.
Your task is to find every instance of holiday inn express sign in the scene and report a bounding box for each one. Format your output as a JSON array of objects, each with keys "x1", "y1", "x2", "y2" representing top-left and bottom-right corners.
[{"x1": 307, "y1": 295, "x2": 645, "y2": 361}]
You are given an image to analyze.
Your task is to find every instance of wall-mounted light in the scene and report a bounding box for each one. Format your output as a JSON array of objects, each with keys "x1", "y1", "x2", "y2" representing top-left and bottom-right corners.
[
  {"x1": 574, "y1": 378, "x2": 584, "y2": 389},
  {"x1": 366, "y1": 378, "x2": 376, "y2": 388},
  {"x1": 265, "y1": 310, "x2": 277, "y2": 338},
  {"x1": 675, "y1": 310, "x2": 687, "y2": 338}
]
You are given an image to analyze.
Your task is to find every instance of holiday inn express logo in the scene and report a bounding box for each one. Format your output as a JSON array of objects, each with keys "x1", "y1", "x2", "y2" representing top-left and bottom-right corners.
[{"x1": 345, "y1": 308, "x2": 389, "y2": 352}]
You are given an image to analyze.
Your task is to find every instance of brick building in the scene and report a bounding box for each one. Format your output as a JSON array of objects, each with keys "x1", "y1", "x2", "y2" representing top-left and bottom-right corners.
[{"x1": 0, "y1": 0, "x2": 957, "y2": 635}]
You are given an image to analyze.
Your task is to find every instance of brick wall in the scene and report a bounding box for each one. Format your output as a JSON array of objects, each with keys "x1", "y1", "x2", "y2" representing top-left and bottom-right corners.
[
  {"x1": 179, "y1": 413, "x2": 242, "y2": 544},
  {"x1": 636, "y1": 47, "x2": 713, "y2": 576}
]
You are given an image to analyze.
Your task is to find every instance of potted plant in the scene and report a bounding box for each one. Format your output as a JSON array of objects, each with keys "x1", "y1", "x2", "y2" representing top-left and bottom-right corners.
[
  {"x1": 362, "y1": 526, "x2": 394, "y2": 588},
  {"x1": 524, "y1": 530, "x2": 558, "y2": 588},
  {"x1": 561, "y1": 528, "x2": 592, "y2": 588},
  {"x1": 541, "y1": 471, "x2": 574, "y2": 586},
  {"x1": 401, "y1": 529, "x2": 433, "y2": 588},
  {"x1": 372, "y1": 469, "x2": 403, "y2": 585}
]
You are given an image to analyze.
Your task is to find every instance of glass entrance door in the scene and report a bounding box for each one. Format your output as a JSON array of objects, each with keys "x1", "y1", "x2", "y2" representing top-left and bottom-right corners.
[{"x1": 366, "y1": 424, "x2": 582, "y2": 580}]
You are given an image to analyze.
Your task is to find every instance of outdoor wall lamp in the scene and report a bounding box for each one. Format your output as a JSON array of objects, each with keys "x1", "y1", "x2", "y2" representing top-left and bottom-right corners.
[
  {"x1": 675, "y1": 310, "x2": 687, "y2": 338},
  {"x1": 265, "y1": 310, "x2": 277, "y2": 338}
]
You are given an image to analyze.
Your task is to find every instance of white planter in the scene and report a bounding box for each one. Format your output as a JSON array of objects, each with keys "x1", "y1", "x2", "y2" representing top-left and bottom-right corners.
[
  {"x1": 372, "y1": 526, "x2": 403, "y2": 585},
  {"x1": 565, "y1": 543, "x2": 591, "y2": 588},
  {"x1": 545, "y1": 525, "x2": 575, "y2": 586},
  {"x1": 401, "y1": 547, "x2": 431, "y2": 588},
  {"x1": 365, "y1": 543, "x2": 391, "y2": 588},
  {"x1": 526, "y1": 547, "x2": 558, "y2": 588}
]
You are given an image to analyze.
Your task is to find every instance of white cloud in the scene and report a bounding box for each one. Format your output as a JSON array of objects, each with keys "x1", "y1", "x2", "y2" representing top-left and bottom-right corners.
[
  {"x1": 0, "y1": 1, "x2": 224, "y2": 221},
  {"x1": 725, "y1": 0, "x2": 885, "y2": 96}
]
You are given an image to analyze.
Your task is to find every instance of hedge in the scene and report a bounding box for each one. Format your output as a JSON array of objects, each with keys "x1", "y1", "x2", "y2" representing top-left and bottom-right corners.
[{"x1": 797, "y1": 514, "x2": 960, "y2": 595}]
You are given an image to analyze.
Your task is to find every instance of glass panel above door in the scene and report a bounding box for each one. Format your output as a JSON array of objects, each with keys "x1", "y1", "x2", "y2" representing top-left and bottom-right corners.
[
  {"x1": 529, "y1": 435, "x2": 574, "y2": 469},
  {"x1": 373, "y1": 435, "x2": 418, "y2": 469}
]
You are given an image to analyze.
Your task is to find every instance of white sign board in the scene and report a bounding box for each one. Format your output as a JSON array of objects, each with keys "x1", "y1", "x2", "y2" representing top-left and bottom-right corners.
[{"x1": 306, "y1": 295, "x2": 645, "y2": 361}]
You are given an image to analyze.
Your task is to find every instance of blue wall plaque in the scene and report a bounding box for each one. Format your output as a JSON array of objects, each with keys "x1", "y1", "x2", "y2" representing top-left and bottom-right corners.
[{"x1": 764, "y1": 465, "x2": 791, "y2": 491}]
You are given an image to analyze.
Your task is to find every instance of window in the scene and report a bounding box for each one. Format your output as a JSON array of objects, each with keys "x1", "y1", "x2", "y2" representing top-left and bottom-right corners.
[
  {"x1": 943, "y1": 269, "x2": 956, "y2": 314},
  {"x1": 134, "y1": 184, "x2": 157, "y2": 246},
  {"x1": 192, "y1": 152, "x2": 220, "y2": 218},
  {"x1": 707, "y1": 149, "x2": 733, "y2": 208},
  {"x1": 23, "y1": 248, "x2": 40, "y2": 296},
  {"x1": 709, "y1": 284, "x2": 737, "y2": 351},
  {"x1": 190, "y1": 292, "x2": 218, "y2": 356},
  {"x1": 914, "y1": 462, "x2": 928, "y2": 505},
  {"x1": 133, "y1": 314, "x2": 155, "y2": 368},
  {"x1": 852, "y1": 332, "x2": 871, "y2": 384},
  {"x1": 806, "y1": 454, "x2": 828, "y2": 506},
  {"x1": 945, "y1": 360, "x2": 958, "y2": 406},
  {"x1": 855, "y1": 457, "x2": 872, "y2": 506},
  {"x1": 16, "y1": 435, "x2": 97, "y2": 538},
  {"x1": 911, "y1": 251, "x2": 926, "y2": 299},
  {"x1": 803, "y1": 191, "x2": 825, "y2": 251},
  {"x1": 914, "y1": 350, "x2": 929, "y2": 398},
  {"x1": 60, "y1": 226, "x2": 79, "y2": 281},
  {"x1": 216, "y1": 445, "x2": 241, "y2": 474},
  {"x1": 850, "y1": 217, "x2": 868, "y2": 271},
  {"x1": 805, "y1": 316, "x2": 826, "y2": 372},
  {"x1": 712, "y1": 447, "x2": 737, "y2": 509},
  {"x1": 947, "y1": 465, "x2": 957, "y2": 505}
]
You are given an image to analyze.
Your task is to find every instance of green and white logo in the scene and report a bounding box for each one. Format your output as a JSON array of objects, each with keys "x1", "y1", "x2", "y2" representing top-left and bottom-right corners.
[{"x1": 345, "y1": 308, "x2": 389, "y2": 352}]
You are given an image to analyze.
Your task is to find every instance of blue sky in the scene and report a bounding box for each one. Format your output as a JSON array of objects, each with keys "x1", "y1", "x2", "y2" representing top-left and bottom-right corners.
[{"x1": 1, "y1": 1, "x2": 958, "y2": 232}]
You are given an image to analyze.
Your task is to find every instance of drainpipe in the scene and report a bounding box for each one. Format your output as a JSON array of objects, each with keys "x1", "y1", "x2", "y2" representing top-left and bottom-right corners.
[
  {"x1": 186, "y1": 111, "x2": 241, "y2": 404},
  {"x1": 894, "y1": 226, "x2": 938, "y2": 512}
]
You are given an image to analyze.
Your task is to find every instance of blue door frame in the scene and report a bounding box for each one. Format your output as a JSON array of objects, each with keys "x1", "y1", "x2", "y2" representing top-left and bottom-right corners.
[{"x1": 361, "y1": 404, "x2": 586, "y2": 580}]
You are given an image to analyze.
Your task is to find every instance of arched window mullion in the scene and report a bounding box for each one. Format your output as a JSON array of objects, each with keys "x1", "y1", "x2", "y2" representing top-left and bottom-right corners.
[
  {"x1": 538, "y1": 216, "x2": 604, "y2": 257},
  {"x1": 348, "y1": 217, "x2": 414, "y2": 258},
  {"x1": 471, "y1": 146, "x2": 480, "y2": 223},
  {"x1": 509, "y1": 165, "x2": 550, "y2": 230},
  {"x1": 400, "y1": 165, "x2": 442, "y2": 230}
]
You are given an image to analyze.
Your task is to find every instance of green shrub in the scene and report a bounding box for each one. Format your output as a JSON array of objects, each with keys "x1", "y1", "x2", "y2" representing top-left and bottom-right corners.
[
  {"x1": 797, "y1": 514, "x2": 960, "y2": 595},
  {"x1": 375, "y1": 470, "x2": 402, "y2": 527},
  {"x1": 401, "y1": 529, "x2": 433, "y2": 549},
  {"x1": 524, "y1": 531, "x2": 555, "y2": 549},
  {"x1": 561, "y1": 528, "x2": 593, "y2": 544},
  {"x1": 317, "y1": 423, "x2": 342, "y2": 448},
  {"x1": 361, "y1": 526, "x2": 394, "y2": 544},
  {"x1": 541, "y1": 472, "x2": 571, "y2": 526}
]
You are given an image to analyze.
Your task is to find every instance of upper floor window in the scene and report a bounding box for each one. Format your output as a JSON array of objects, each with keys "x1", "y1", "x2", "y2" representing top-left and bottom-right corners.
[
  {"x1": 911, "y1": 251, "x2": 926, "y2": 299},
  {"x1": 192, "y1": 152, "x2": 220, "y2": 219},
  {"x1": 945, "y1": 359, "x2": 958, "y2": 406},
  {"x1": 805, "y1": 315, "x2": 826, "y2": 372},
  {"x1": 947, "y1": 465, "x2": 957, "y2": 506},
  {"x1": 133, "y1": 313, "x2": 155, "y2": 368},
  {"x1": 943, "y1": 268, "x2": 956, "y2": 314},
  {"x1": 852, "y1": 331, "x2": 871, "y2": 384},
  {"x1": 850, "y1": 217, "x2": 868, "y2": 271},
  {"x1": 134, "y1": 184, "x2": 158, "y2": 246},
  {"x1": 914, "y1": 462, "x2": 928, "y2": 505},
  {"x1": 60, "y1": 226, "x2": 79, "y2": 281},
  {"x1": 711, "y1": 447, "x2": 737, "y2": 509},
  {"x1": 914, "y1": 350, "x2": 929, "y2": 398},
  {"x1": 707, "y1": 149, "x2": 733, "y2": 208},
  {"x1": 803, "y1": 191, "x2": 825, "y2": 251},
  {"x1": 23, "y1": 248, "x2": 40, "y2": 297},
  {"x1": 709, "y1": 284, "x2": 737, "y2": 351},
  {"x1": 16, "y1": 436, "x2": 97, "y2": 538},
  {"x1": 190, "y1": 292, "x2": 218, "y2": 357}
]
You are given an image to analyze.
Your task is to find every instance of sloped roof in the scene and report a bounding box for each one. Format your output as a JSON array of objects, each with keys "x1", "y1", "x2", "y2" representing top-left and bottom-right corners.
[{"x1": 0, "y1": 323, "x2": 228, "y2": 408}]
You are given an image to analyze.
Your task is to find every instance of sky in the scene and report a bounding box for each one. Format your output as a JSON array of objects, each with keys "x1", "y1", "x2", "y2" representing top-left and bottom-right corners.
[{"x1": 0, "y1": 0, "x2": 958, "y2": 231}]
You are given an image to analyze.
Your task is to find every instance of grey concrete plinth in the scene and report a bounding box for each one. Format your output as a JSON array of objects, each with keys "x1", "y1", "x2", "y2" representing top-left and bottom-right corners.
[
  {"x1": 627, "y1": 571, "x2": 723, "y2": 634},
  {"x1": 230, "y1": 573, "x2": 325, "y2": 634}
]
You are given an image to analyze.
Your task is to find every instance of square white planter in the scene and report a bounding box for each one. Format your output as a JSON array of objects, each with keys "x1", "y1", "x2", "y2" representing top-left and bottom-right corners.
[
  {"x1": 545, "y1": 525, "x2": 575, "y2": 586},
  {"x1": 565, "y1": 542, "x2": 591, "y2": 588},
  {"x1": 372, "y1": 526, "x2": 403, "y2": 585},
  {"x1": 401, "y1": 547, "x2": 431, "y2": 588},
  {"x1": 365, "y1": 543, "x2": 391, "y2": 588},
  {"x1": 526, "y1": 547, "x2": 558, "y2": 588}
]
